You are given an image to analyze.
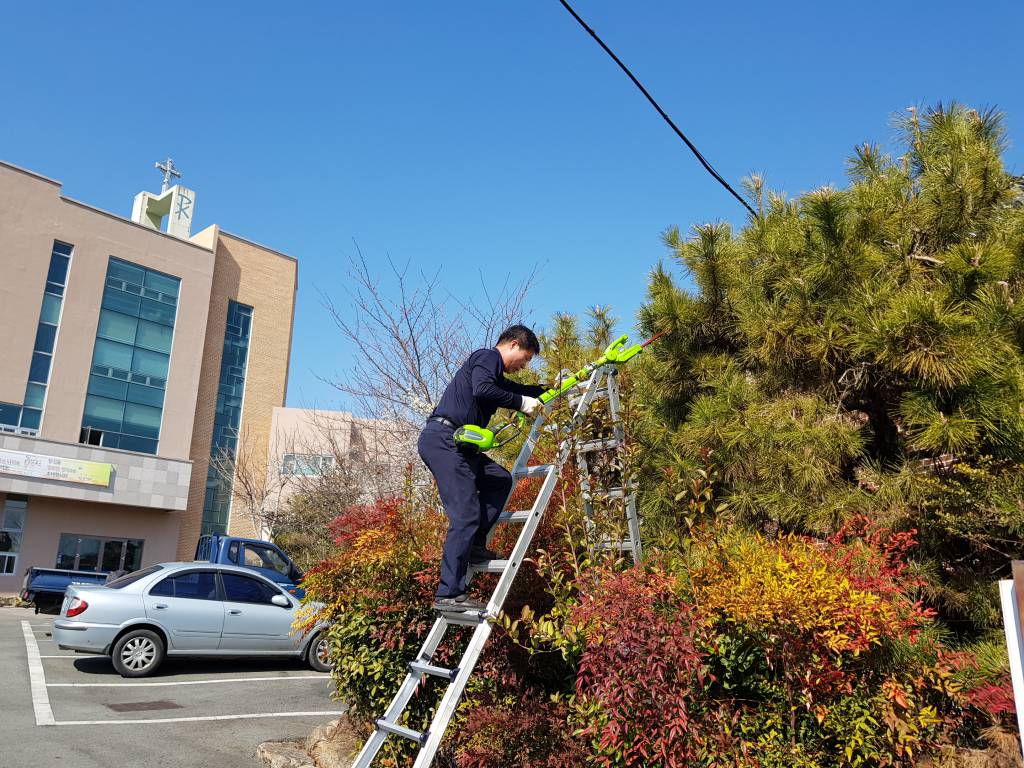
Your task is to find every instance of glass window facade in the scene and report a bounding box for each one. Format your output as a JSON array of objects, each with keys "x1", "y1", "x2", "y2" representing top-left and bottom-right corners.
[
  {"x1": 0, "y1": 242, "x2": 72, "y2": 435},
  {"x1": 55, "y1": 533, "x2": 144, "y2": 573},
  {"x1": 201, "y1": 301, "x2": 254, "y2": 535},
  {"x1": 79, "y1": 257, "x2": 180, "y2": 454},
  {"x1": 0, "y1": 495, "x2": 28, "y2": 575}
]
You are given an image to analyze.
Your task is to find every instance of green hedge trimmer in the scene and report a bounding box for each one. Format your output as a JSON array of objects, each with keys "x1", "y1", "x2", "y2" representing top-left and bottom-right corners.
[{"x1": 453, "y1": 331, "x2": 665, "y2": 451}]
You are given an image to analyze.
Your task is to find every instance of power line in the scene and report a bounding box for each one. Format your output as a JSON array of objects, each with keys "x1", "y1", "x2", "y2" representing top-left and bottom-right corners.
[{"x1": 556, "y1": 0, "x2": 758, "y2": 218}]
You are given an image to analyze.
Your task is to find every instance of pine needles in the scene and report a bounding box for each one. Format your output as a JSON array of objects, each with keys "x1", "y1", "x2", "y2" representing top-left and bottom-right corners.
[{"x1": 636, "y1": 102, "x2": 1024, "y2": 638}]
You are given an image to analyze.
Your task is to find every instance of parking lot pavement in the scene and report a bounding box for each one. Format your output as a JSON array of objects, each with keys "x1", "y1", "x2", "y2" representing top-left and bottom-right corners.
[{"x1": 0, "y1": 605, "x2": 345, "y2": 768}]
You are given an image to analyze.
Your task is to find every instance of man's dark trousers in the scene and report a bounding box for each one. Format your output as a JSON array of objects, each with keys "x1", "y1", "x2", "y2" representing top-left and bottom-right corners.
[{"x1": 418, "y1": 421, "x2": 513, "y2": 599}]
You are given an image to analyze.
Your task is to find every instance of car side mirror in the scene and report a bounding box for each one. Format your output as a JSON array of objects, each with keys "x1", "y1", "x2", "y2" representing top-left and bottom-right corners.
[{"x1": 271, "y1": 594, "x2": 290, "y2": 608}]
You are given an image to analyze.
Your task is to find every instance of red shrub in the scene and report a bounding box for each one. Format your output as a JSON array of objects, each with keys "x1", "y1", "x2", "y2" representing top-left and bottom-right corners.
[
  {"x1": 569, "y1": 562, "x2": 735, "y2": 767},
  {"x1": 457, "y1": 693, "x2": 588, "y2": 768},
  {"x1": 962, "y1": 671, "x2": 1018, "y2": 720}
]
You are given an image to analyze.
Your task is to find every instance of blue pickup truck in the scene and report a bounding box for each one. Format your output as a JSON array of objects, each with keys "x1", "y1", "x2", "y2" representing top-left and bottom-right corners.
[{"x1": 21, "y1": 533, "x2": 304, "y2": 612}]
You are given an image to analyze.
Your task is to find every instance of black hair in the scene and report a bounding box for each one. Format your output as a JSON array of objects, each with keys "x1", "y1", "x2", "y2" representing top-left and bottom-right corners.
[{"x1": 497, "y1": 324, "x2": 541, "y2": 354}]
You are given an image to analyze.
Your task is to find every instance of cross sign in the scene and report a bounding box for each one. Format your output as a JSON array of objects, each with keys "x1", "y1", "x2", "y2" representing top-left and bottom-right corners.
[{"x1": 154, "y1": 157, "x2": 182, "y2": 192}]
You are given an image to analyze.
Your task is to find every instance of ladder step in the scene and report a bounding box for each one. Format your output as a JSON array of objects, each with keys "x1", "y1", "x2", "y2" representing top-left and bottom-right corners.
[
  {"x1": 498, "y1": 510, "x2": 531, "y2": 524},
  {"x1": 576, "y1": 437, "x2": 624, "y2": 452},
  {"x1": 595, "y1": 538, "x2": 637, "y2": 550},
  {"x1": 376, "y1": 719, "x2": 426, "y2": 744},
  {"x1": 514, "y1": 464, "x2": 553, "y2": 479},
  {"x1": 469, "y1": 558, "x2": 510, "y2": 574},
  {"x1": 570, "y1": 387, "x2": 609, "y2": 404},
  {"x1": 440, "y1": 610, "x2": 488, "y2": 626},
  {"x1": 409, "y1": 660, "x2": 457, "y2": 681},
  {"x1": 585, "y1": 487, "x2": 636, "y2": 500}
]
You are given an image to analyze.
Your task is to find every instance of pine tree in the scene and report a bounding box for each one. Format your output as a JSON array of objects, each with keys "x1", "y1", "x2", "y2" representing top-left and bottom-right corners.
[{"x1": 638, "y1": 103, "x2": 1024, "y2": 633}]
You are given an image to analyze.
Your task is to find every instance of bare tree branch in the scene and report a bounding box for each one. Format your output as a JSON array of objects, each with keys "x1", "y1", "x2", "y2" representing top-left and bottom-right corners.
[{"x1": 319, "y1": 246, "x2": 540, "y2": 436}]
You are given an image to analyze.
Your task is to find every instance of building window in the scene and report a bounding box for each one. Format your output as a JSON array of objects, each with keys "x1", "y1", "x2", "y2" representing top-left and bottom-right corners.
[
  {"x1": 201, "y1": 301, "x2": 254, "y2": 536},
  {"x1": 281, "y1": 453, "x2": 337, "y2": 476},
  {"x1": 0, "y1": 495, "x2": 28, "y2": 575},
  {"x1": 0, "y1": 241, "x2": 72, "y2": 436},
  {"x1": 55, "y1": 533, "x2": 144, "y2": 573},
  {"x1": 79, "y1": 257, "x2": 180, "y2": 455}
]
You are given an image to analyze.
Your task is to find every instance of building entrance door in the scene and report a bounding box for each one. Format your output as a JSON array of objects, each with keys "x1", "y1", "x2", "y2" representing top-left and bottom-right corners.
[{"x1": 101, "y1": 540, "x2": 125, "y2": 571}]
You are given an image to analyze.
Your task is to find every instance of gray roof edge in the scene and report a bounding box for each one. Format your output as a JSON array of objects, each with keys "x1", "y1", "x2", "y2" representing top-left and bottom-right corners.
[
  {"x1": 60, "y1": 196, "x2": 215, "y2": 254},
  {"x1": 0, "y1": 159, "x2": 62, "y2": 186},
  {"x1": 219, "y1": 229, "x2": 298, "y2": 264}
]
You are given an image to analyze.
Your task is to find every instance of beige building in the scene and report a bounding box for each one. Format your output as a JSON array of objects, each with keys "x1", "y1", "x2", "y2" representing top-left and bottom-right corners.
[
  {"x1": 255, "y1": 407, "x2": 408, "y2": 530},
  {"x1": 0, "y1": 160, "x2": 297, "y2": 595}
]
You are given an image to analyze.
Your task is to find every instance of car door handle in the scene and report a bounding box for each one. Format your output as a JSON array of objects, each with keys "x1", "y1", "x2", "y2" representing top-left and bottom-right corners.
[
  {"x1": 153, "y1": 604, "x2": 168, "y2": 610},
  {"x1": 227, "y1": 609, "x2": 242, "y2": 615}
]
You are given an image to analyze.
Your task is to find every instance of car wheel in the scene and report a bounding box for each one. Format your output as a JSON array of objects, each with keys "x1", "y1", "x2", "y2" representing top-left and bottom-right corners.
[
  {"x1": 111, "y1": 629, "x2": 165, "y2": 678},
  {"x1": 307, "y1": 632, "x2": 332, "y2": 673}
]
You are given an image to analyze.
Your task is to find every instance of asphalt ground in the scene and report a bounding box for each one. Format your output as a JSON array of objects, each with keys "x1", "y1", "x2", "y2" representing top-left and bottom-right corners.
[{"x1": 0, "y1": 605, "x2": 344, "y2": 768}]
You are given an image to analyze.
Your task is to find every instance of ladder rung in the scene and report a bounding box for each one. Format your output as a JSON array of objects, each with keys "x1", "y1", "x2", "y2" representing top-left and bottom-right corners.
[
  {"x1": 409, "y1": 660, "x2": 457, "y2": 681},
  {"x1": 576, "y1": 437, "x2": 623, "y2": 452},
  {"x1": 570, "y1": 387, "x2": 609, "y2": 404},
  {"x1": 376, "y1": 719, "x2": 426, "y2": 744},
  {"x1": 440, "y1": 610, "x2": 488, "y2": 626},
  {"x1": 586, "y1": 487, "x2": 635, "y2": 500},
  {"x1": 498, "y1": 510, "x2": 531, "y2": 523},
  {"x1": 595, "y1": 539, "x2": 637, "y2": 550},
  {"x1": 514, "y1": 464, "x2": 553, "y2": 479},
  {"x1": 469, "y1": 558, "x2": 509, "y2": 574}
]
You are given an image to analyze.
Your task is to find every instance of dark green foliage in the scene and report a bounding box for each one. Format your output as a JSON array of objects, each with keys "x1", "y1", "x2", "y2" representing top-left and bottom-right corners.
[{"x1": 637, "y1": 103, "x2": 1024, "y2": 635}]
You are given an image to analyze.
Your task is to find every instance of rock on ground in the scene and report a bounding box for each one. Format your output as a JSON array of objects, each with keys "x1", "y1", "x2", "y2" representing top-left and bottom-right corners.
[
  {"x1": 255, "y1": 740, "x2": 314, "y2": 768},
  {"x1": 257, "y1": 719, "x2": 360, "y2": 768}
]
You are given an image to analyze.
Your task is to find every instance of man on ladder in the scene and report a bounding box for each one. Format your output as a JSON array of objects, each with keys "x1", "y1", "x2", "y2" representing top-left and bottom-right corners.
[{"x1": 418, "y1": 325, "x2": 546, "y2": 614}]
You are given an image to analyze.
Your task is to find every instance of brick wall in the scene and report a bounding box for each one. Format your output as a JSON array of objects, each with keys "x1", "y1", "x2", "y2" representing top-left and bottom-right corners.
[{"x1": 175, "y1": 229, "x2": 297, "y2": 556}]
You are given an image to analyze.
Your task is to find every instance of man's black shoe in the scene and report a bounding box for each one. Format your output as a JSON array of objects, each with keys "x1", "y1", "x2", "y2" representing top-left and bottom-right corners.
[
  {"x1": 433, "y1": 594, "x2": 487, "y2": 613},
  {"x1": 469, "y1": 545, "x2": 499, "y2": 564}
]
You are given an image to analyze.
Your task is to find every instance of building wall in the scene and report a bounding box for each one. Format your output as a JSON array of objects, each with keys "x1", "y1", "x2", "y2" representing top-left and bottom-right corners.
[
  {"x1": 2, "y1": 491, "x2": 180, "y2": 590},
  {"x1": 0, "y1": 160, "x2": 298, "y2": 580},
  {"x1": 0, "y1": 432, "x2": 191, "y2": 511},
  {"x1": 264, "y1": 407, "x2": 411, "y2": 515},
  {"x1": 176, "y1": 230, "x2": 297, "y2": 554},
  {"x1": 0, "y1": 161, "x2": 220, "y2": 595},
  {"x1": 269, "y1": 408, "x2": 354, "y2": 462},
  {"x1": 267, "y1": 407, "x2": 354, "y2": 511},
  {"x1": 0, "y1": 162, "x2": 215, "y2": 460}
]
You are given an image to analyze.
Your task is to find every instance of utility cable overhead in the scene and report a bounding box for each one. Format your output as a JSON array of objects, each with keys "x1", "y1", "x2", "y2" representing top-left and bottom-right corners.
[{"x1": 556, "y1": 0, "x2": 758, "y2": 218}]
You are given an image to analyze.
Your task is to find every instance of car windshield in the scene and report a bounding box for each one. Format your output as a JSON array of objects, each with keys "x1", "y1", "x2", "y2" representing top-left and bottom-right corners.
[{"x1": 105, "y1": 565, "x2": 163, "y2": 589}]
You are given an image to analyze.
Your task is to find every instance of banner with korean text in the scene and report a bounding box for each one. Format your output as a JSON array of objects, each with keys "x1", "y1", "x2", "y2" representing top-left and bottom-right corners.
[{"x1": 0, "y1": 448, "x2": 112, "y2": 487}]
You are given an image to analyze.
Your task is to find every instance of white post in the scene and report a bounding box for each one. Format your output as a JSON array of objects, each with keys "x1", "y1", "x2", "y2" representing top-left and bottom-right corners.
[{"x1": 998, "y1": 568, "x2": 1024, "y2": 758}]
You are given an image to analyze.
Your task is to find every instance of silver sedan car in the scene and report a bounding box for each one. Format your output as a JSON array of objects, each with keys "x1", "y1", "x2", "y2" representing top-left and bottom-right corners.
[{"x1": 52, "y1": 562, "x2": 330, "y2": 677}]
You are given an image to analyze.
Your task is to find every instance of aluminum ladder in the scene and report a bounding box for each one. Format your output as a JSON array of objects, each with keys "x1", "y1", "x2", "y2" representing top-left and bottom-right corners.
[
  {"x1": 572, "y1": 365, "x2": 642, "y2": 565},
  {"x1": 350, "y1": 364, "x2": 615, "y2": 768}
]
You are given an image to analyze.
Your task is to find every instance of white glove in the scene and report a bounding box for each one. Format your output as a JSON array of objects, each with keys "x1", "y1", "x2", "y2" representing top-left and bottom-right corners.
[{"x1": 519, "y1": 396, "x2": 542, "y2": 416}]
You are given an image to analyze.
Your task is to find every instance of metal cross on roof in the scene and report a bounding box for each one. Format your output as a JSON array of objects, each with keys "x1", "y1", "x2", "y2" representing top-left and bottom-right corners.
[{"x1": 154, "y1": 157, "x2": 182, "y2": 192}]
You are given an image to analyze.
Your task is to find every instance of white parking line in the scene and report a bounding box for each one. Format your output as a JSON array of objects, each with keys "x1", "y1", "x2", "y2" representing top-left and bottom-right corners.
[
  {"x1": 55, "y1": 711, "x2": 343, "y2": 726},
  {"x1": 48, "y1": 674, "x2": 328, "y2": 687},
  {"x1": 20, "y1": 621, "x2": 55, "y2": 726}
]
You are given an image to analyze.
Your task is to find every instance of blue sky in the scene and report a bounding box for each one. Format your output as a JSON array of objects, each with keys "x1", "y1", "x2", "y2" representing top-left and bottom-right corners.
[{"x1": 3, "y1": 2, "x2": 1022, "y2": 410}]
